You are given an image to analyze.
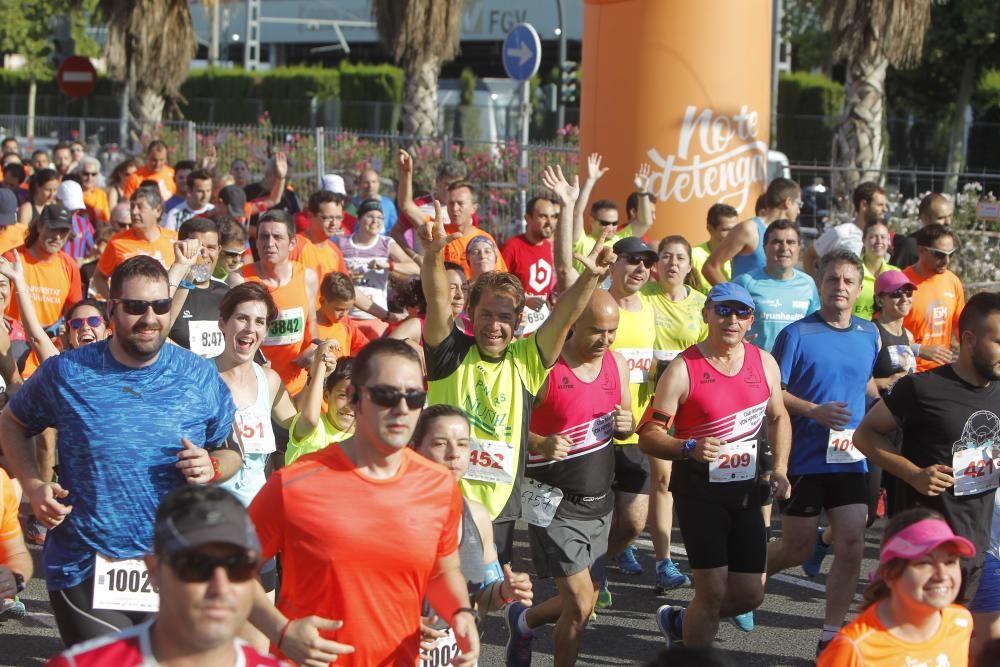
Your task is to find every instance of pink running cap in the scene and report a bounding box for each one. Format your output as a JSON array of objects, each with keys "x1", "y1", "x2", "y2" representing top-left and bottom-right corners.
[{"x1": 880, "y1": 518, "x2": 976, "y2": 566}]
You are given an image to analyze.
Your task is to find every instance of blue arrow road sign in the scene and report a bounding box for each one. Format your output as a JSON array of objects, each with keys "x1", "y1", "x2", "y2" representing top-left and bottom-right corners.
[{"x1": 503, "y1": 23, "x2": 542, "y2": 82}]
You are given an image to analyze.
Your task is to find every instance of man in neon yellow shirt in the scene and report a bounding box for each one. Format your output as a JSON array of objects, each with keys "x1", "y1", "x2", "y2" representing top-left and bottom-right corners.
[{"x1": 691, "y1": 204, "x2": 739, "y2": 294}]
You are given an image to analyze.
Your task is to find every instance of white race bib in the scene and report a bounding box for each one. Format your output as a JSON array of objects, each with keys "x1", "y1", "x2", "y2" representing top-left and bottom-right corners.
[
  {"x1": 236, "y1": 410, "x2": 276, "y2": 455},
  {"x1": 617, "y1": 348, "x2": 654, "y2": 384},
  {"x1": 188, "y1": 320, "x2": 224, "y2": 358},
  {"x1": 520, "y1": 477, "x2": 564, "y2": 527},
  {"x1": 264, "y1": 306, "x2": 304, "y2": 346},
  {"x1": 517, "y1": 302, "x2": 550, "y2": 337},
  {"x1": 92, "y1": 555, "x2": 159, "y2": 612},
  {"x1": 708, "y1": 439, "x2": 757, "y2": 483},
  {"x1": 953, "y1": 445, "x2": 1000, "y2": 497},
  {"x1": 421, "y1": 627, "x2": 475, "y2": 667},
  {"x1": 826, "y1": 429, "x2": 865, "y2": 464},
  {"x1": 465, "y1": 438, "x2": 515, "y2": 485}
]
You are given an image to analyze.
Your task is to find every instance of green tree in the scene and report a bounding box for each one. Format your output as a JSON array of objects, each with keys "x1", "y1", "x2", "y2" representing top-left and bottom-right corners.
[
  {"x1": 372, "y1": 0, "x2": 463, "y2": 140},
  {"x1": 826, "y1": 0, "x2": 934, "y2": 198}
]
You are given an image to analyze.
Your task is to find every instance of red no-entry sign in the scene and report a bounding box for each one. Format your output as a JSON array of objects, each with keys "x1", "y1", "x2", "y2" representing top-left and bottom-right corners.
[{"x1": 57, "y1": 56, "x2": 97, "y2": 98}]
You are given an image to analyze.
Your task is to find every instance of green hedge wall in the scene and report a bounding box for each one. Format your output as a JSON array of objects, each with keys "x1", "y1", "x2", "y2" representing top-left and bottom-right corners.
[{"x1": 776, "y1": 71, "x2": 845, "y2": 161}]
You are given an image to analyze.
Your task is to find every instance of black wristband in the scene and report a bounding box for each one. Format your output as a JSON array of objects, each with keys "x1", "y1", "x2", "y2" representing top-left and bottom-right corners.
[{"x1": 451, "y1": 607, "x2": 480, "y2": 625}]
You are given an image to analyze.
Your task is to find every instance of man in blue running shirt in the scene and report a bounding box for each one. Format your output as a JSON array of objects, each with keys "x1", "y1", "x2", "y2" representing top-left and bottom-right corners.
[
  {"x1": 0, "y1": 255, "x2": 240, "y2": 647},
  {"x1": 735, "y1": 220, "x2": 820, "y2": 353}
]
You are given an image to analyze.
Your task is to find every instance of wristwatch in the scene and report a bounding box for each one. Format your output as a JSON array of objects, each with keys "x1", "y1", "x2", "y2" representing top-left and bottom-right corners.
[{"x1": 680, "y1": 438, "x2": 697, "y2": 460}]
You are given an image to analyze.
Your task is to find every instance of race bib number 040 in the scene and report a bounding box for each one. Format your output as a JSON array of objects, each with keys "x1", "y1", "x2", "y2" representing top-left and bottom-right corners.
[
  {"x1": 465, "y1": 438, "x2": 515, "y2": 485},
  {"x1": 953, "y1": 445, "x2": 1000, "y2": 497},
  {"x1": 617, "y1": 348, "x2": 653, "y2": 385},
  {"x1": 708, "y1": 439, "x2": 757, "y2": 483},
  {"x1": 826, "y1": 429, "x2": 865, "y2": 464},
  {"x1": 92, "y1": 554, "x2": 159, "y2": 612}
]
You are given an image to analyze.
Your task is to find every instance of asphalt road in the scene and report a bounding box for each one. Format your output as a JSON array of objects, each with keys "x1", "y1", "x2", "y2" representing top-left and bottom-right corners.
[{"x1": 2, "y1": 517, "x2": 883, "y2": 667}]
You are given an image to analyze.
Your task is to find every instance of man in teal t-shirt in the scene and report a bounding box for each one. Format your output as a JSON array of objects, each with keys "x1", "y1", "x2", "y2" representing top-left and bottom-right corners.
[{"x1": 735, "y1": 219, "x2": 820, "y2": 352}]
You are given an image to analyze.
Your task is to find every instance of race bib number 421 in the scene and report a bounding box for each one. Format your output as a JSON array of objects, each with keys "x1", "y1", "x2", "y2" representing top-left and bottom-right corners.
[
  {"x1": 92, "y1": 554, "x2": 159, "y2": 612},
  {"x1": 953, "y1": 445, "x2": 1000, "y2": 497}
]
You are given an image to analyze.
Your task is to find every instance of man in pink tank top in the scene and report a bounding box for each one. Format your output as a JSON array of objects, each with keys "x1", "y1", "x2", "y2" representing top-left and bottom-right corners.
[
  {"x1": 504, "y1": 290, "x2": 632, "y2": 666},
  {"x1": 638, "y1": 282, "x2": 792, "y2": 649}
]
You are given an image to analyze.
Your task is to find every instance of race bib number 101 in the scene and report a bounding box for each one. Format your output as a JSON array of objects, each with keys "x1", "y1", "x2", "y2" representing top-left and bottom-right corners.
[
  {"x1": 92, "y1": 554, "x2": 159, "y2": 612},
  {"x1": 826, "y1": 429, "x2": 865, "y2": 464}
]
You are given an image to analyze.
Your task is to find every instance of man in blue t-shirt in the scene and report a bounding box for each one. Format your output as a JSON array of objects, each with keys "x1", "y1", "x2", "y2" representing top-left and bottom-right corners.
[
  {"x1": 735, "y1": 220, "x2": 820, "y2": 353},
  {"x1": 764, "y1": 248, "x2": 879, "y2": 657},
  {"x1": 0, "y1": 255, "x2": 239, "y2": 647}
]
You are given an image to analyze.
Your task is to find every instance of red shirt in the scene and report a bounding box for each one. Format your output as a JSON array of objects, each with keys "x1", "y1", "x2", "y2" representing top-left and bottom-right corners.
[
  {"x1": 46, "y1": 621, "x2": 290, "y2": 667},
  {"x1": 501, "y1": 234, "x2": 555, "y2": 297}
]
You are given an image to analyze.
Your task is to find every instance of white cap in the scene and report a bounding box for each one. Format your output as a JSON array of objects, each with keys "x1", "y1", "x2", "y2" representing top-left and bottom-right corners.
[
  {"x1": 320, "y1": 174, "x2": 347, "y2": 195},
  {"x1": 57, "y1": 180, "x2": 86, "y2": 212}
]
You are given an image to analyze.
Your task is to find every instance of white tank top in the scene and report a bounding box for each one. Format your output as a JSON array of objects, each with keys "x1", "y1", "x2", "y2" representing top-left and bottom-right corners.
[{"x1": 219, "y1": 363, "x2": 276, "y2": 506}]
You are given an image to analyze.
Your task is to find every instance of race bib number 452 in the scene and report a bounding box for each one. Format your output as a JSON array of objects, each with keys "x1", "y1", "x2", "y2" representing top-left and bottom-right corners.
[
  {"x1": 92, "y1": 554, "x2": 159, "y2": 612},
  {"x1": 465, "y1": 438, "x2": 515, "y2": 485}
]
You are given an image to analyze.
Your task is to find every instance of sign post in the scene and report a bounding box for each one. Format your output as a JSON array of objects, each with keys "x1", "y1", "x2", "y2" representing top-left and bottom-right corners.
[{"x1": 503, "y1": 23, "x2": 542, "y2": 224}]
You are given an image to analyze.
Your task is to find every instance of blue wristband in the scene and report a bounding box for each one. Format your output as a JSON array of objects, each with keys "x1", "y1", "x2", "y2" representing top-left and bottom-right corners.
[{"x1": 481, "y1": 559, "x2": 503, "y2": 589}]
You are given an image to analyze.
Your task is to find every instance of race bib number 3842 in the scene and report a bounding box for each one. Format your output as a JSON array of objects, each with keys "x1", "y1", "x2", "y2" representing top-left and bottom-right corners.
[{"x1": 264, "y1": 307, "x2": 304, "y2": 346}]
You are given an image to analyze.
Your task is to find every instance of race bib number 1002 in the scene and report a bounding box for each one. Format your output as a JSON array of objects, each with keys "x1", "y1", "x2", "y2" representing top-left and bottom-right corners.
[{"x1": 92, "y1": 554, "x2": 159, "y2": 612}]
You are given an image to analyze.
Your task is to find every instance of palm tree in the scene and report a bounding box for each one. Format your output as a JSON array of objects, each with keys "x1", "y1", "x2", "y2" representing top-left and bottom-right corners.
[
  {"x1": 95, "y1": 0, "x2": 196, "y2": 130},
  {"x1": 372, "y1": 0, "x2": 463, "y2": 140},
  {"x1": 826, "y1": 0, "x2": 933, "y2": 199}
]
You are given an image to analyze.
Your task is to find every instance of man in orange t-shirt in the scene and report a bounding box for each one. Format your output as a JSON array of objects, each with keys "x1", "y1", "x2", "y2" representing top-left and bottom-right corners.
[
  {"x1": 902, "y1": 224, "x2": 965, "y2": 372},
  {"x1": 93, "y1": 185, "x2": 177, "y2": 299},
  {"x1": 248, "y1": 339, "x2": 479, "y2": 666},
  {"x1": 290, "y1": 190, "x2": 347, "y2": 286},
  {"x1": 229, "y1": 210, "x2": 318, "y2": 396},
  {"x1": 442, "y1": 182, "x2": 508, "y2": 278},
  {"x1": 122, "y1": 140, "x2": 176, "y2": 201}
]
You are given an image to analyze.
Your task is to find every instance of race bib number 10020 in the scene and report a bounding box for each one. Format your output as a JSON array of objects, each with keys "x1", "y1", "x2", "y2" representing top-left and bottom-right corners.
[{"x1": 92, "y1": 554, "x2": 159, "y2": 612}]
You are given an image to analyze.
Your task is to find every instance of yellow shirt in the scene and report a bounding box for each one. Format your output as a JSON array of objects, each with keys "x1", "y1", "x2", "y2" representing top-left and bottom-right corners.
[
  {"x1": 610, "y1": 297, "x2": 656, "y2": 445},
  {"x1": 691, "y1": 242, "x2": 730, "y2": 295}
]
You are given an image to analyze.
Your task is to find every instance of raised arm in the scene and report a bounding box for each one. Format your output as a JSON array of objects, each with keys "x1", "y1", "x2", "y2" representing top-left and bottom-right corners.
[
  {"x1": 394, "y1": 149, "x2": 429, "y2": 256},
  {"x1": 535, "y1": 226, "x2": 616, "y2": 367},
  {"x1": 0, "y1": 253, "x2": 59, "y2": 362},
  {"x1": 419, "y1": 202, "x2": 462, "y2": 347},
  {"x1": 264, "y1": 152, "x2": 288, "y2": 209},
  {"x1": 631, "y1": 164, "x2": 654, "y2": 238},
  {"x1": 292, "y1": 340, "x2": 340, "y2": 440},
  {"x1": 702, "y1": 218, "x2": 758, "y2": 286},
  {"x1": 541, "y1": 165, "x2": 580, "y2": 293},
  {"x1": 166, "y1": 239, "x2": 201, "y2": 328},
  {"x1": 572, "y1": 153, "x2": 608, "y2": 243}
]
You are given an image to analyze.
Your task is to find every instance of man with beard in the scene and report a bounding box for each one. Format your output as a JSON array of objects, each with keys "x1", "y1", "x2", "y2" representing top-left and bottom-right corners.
[
  {"x1": 803, "y1": 182, "x2": 888, "y2": 277},
  {"x1": 0, "y1": 255, "x2": 240, "y2": 646},
  {"x1": 855, "y1": 292, "x2": 1000, "y2": 642},
  {"x1": 503, "y1": 196, "x2": 559, "y2": 336}
]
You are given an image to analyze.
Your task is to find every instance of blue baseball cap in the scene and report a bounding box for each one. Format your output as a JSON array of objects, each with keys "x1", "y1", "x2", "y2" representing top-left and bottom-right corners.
[{"x1": 706, "y1": 282, "x2": 755, "y2": 310}]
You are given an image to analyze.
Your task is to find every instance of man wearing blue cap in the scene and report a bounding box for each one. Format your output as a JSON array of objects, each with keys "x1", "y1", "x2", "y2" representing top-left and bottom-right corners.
[
  {"x1": 639, "y1": 281, "x2": 791, "y2": 648},
  {"x1": 764, "y1": 248, "x2": 880, "y2": 656}
]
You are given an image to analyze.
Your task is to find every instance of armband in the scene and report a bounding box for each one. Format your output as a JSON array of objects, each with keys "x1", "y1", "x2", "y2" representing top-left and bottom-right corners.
[
  {"x1": 635, "y1": 403, "x2": 674, "y2": 434},
  {"x1": 210, "y1": 456, "x2": 222, "y2": 483},
  {"x1": 912, "y1": 343, "x2": 922, "y2": 356},
  {"x1": 481, "y1": 559, "x2": 503, "y2": 589}
]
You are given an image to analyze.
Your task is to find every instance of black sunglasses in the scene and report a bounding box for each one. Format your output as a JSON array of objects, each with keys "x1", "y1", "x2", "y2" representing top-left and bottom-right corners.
[
  {"x1": 69, "y1": 316, "x2": 103, "y2": 329},
  {"x1": 594, "y1": 218, "x2": 618, "y2": 227},
  {"x1": 883, "y1": 288, "x2": 914, "y2": 299},
  {"x1": 113, "y1": 298, "x2": 172, "y2": 316},
  {"x1": 712, "y1": 304, "x2": 754, "y2": 319},
  {"x1": 624, "y1": 254, "x2": 654, "y2": 269},
  {"x1": 166, "y1": 550, "x2": 259, "y2": 583},
  {"x1": 222, "y1": 249, "x2": 244, "y2": 258},
  {"x1": 363, "y1": 385, "x2": 427, "y2": 410}
]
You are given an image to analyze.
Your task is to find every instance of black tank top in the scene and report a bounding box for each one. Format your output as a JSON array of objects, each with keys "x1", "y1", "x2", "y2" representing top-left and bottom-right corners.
[{"x1": 873, "y1": 320, "x2": 916, "y2": 392}]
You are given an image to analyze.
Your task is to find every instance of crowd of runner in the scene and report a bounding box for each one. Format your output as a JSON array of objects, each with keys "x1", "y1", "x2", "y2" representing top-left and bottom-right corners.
[{"x1": 0, "y1": 134, "x2": 999, "y2": 666}]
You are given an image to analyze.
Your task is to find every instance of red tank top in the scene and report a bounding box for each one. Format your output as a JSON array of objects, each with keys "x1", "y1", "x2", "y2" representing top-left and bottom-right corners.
[
  {"x1": 526, "y1": 350, "x2": 620, "y2": 505},
  {"x1": 240, "y1": 262, "x2": 309, "y2": 395}
]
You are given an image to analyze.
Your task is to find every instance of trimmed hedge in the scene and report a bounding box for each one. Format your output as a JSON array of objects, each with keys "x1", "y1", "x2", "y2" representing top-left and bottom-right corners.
[{"x1": 776, "y1": 71, "x2": 844, "y2": 161}]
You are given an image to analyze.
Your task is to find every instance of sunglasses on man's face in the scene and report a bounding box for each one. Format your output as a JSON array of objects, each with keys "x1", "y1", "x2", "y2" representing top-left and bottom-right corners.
[
  {"x1": 222, "y1": 249, "x2": 244, "y2": 259},
  {"x1": 69, "y1": 316, "x2": 103, "y2": 329},
  {"x1": 594, "y1": 218, "x2": 618, "y2": 227},
  {"x1": 712, "y1": 304, "x2": 754, "y2": 319},
  {"x1": 624, "y1": 254, "x2": 654, "y2": 269},
  {"x1": 166, "y1": 549, "x2": 259, "y2": 583},
  {"x1": 113, "y1": 298, "x2": 172, "y2": 316},
  {"x1": 362, "y1": 385, "x2": 427, "y2": 410}
]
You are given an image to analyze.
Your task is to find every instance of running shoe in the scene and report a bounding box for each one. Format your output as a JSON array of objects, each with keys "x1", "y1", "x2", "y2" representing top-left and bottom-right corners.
[
  {"x1": 728, "y1": 610, "x2": 754, "y2": 632},
  {"x1": 802, "y1": 527, "x2": 830, "y2": 578},
  {"x1": 654, "y1": 559, "x2": 691, "y2": 593},
  {"x1": 616, "y1": 544, "x2": 643, "y2": 575},
  {"x1": 595, "y1": 579, "x2": 612, "y2": 609},
  {"x1": 0, "y1": 597, "x2": 26, "y2": 620},
  {"x1": 504, "y1": 601, "x2": 533, "y2": 667},
  {"x1": 23, "y1": 516, "x2": 47, "y2": 546},
  {"x1": 655, "y1": 605, "x2": 684, "y2": 648}
]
